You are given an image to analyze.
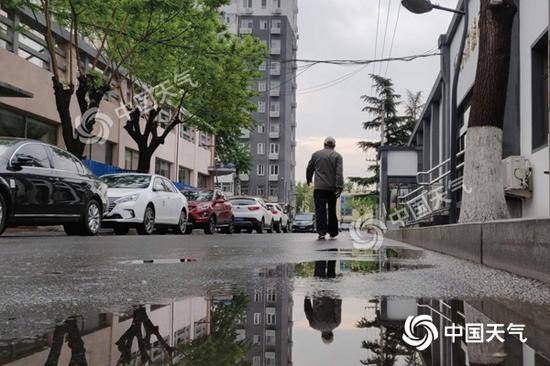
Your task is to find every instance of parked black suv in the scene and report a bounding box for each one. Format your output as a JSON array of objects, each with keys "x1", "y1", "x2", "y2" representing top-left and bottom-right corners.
[{"x1": 0, "y1": 138, "x2": 108, "y2": 236}]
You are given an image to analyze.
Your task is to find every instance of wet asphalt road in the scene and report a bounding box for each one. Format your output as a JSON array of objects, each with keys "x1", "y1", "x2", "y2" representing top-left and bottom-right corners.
[{"x1": 2, "y1": 230, "x2": 550, "y2": 339}]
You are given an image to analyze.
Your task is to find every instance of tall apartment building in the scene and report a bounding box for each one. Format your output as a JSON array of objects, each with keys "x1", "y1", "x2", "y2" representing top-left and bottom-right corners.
[{"x1": 219, "y1": 0, "x2": 298, "y2": 205}]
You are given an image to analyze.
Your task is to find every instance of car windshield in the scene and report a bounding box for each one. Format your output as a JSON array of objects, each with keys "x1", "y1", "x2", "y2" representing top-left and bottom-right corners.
[
  {"x1": 100, "y1": 175, "x2": 151, "y2": 189},
  {"x1": 229, "y1": 198, "x2": 257, "y2": 206},
  {"x1": 184, "y1": 190, "x2": 213, "y2": 201},
  {"x1": 296, "y1": 214, "x2": 314, "y2": 221}
]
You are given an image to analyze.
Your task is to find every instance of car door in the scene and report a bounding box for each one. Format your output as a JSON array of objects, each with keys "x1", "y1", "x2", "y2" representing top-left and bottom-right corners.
[
  {"x1": 8, "y1": 143, "x2": 56, "y2": 217},
  {"x1": 161, "y1": 178, "x2": 182, "y2": 224},
  {"x1": 151, "y1": 177, "x2": 169, "y2": 223},
  {"x1": 48, "y1": 147, "x2": 88, "y2": 216}
]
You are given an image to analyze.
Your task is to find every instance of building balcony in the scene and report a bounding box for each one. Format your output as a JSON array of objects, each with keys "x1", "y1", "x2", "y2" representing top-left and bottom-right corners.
[
  {"x1": 239, "y1": 28, "x2": 252, "y2": 34},
  {"x1": 269, "y1": 174, "x2": 279, "y2": 182},
  {"x1": 271, "y1": 27, "x2": 281, "y2": 34},
  {"x1": 270, "y1": 88, "x2": 280, "y2": 97},
  {"x1": 243, "y1": 8, "x2": 253, "y2": 14},
  {"x1": 269, "y1": 130, "x2": 280, "y2": 139},
  {"x1": 270, "y1": 68, "x2": 280, "y2": 76},
  {"x1": 238, "y1": 173, "x2": 249, "y2": 181},
  {"x1": 269, "y1": 110, "x2": 280, "y2": 118},
  {"x1": 270, "y1": 47, "x2": 281, "y2": 55},
  {"x1": 272, "y1": 8, "x2": 282, "y2": 14},
  {"x1": 269, "y1": 152, "x2": 279, "y2": 160}
]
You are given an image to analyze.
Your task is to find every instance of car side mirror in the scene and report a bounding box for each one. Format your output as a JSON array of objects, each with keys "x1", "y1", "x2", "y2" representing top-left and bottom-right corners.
[{"x1": 8, "y1": 156, "x2": 28, "y2": 171}]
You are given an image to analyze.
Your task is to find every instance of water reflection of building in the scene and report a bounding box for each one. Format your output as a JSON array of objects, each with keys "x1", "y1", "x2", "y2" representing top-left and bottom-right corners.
[
  {"x1": 1, "y1": 297, "x2": 210, "y2": 365},
  {"x1": 238, "y1": 264, "x2": 294, "y2": 366},
  {"x1": 417, "y1": 298, "x2": 550, "y2": 365}
]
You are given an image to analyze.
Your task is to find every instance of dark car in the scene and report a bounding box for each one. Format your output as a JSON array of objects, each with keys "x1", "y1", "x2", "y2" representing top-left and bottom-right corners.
[
  {"x1": 0, "y1": 138, "x2": 108, "y2": 236},
  {"x1": 181, "y1": 189, "x2": 234, "y2": 234},
  {"x1": 292, "y1": 212, "x2": 316, "y2": 233}
]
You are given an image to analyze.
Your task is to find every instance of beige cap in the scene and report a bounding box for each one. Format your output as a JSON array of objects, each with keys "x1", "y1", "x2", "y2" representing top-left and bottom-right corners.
[{"x1": 324, "y1": 136, "x2": 336, "y2": 147}]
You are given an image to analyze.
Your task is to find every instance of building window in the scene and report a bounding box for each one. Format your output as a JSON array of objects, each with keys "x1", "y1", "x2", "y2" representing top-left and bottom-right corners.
[
  {"x1": 272, "y1": 0, "x2": 281, "y2": 9},
  {"x1": 241, "y1": 183, "x2": 249, "y2": 195},
  {"x1": 257, "y1": 164, "x2": 265, "y2": 176},
  {"x1": 260, "y1": 20, "x2": 268, "y2": 30},
  {"x1": 269, "y1": 164, "x2": 279, "y2": 176},
  {"x1": 265, "y1": 310, "x2": 276, "y2": 325},
  {"x1": 271, "y1": 19, "x2": 281, "y2": 30},
  {"x1": 241, "y1": 18, "x2": 253, "y2": 28},
  {"x1": 269, "y1": 185, "x2": 278, "y2": 198},
  {"x1": 253, "y1": 356, "x2": 261, "y2": 366},
  {"x1": 125, "y1": 148, "x2": 139, "y2": 171},
  {"x1": 532, "y1": 32, "x2": 549, "y2": 151},
  {"x1": 259, "y1": 61, "x2": 267, "y2": 71},
  {"x1": 87, "y1": 141, "x2": 114, "y2": 165},
  {"x1": 258, "y1": 81, "x2": 267, "y2": 92},
  {"x1": 254, "y1": 289, "x2": 262, "y2": 302},
  {"x1": 257, "y1": 185, "x2": 265, "y2": 196},
  {"x1": 0, "y1": 108, "x2": 57, "y2": 145},
  {"x1": 270, "y1": 61, "x2": 280, "y2": 73},
  {"x1": 257, "y1": 143, "x2": 265, "y2": 155},
  {"x1": 253, "y1": 335, "x2": 262, "y2": 344},
  {"x1": 179, "y1": 166, "x2": 191, "y2": 184},
  {"x1": 270, "y1": 123, "x2": 280, "y2": 134},
  {"x1": 258, "y1": 124, "x2": 266, "y2": 133},
  {"x1": 270, "y1": 39, "x2": 280, "y2": 50},
  {"x1": 198, "y1": 173, "x2": 209, "y2": 188},
  {"x1": 253, "y1": 313, "x2": 261, "y2": 325},
  {"x1": 266, "y1": 288, "x2": 276, "y2": 302},
  {"x1": 270, "y1": 102, "x2": 280, "y2": 113},
  {"x1": 261, "y1": 0, "x2": 267, "y2": 8},
  {"x1": 180, "y1": 125, "x2": 195, "y2": 142},
  {"x1": 155, "y1": 158, "x2": 172, "y2": 179},
  {"x1": 258, "y1": 101, "x2": 266, "y2": 113},
  {"x1": 265, "y1": 330, "x2": 276, "y2": 345},
  {"x1": 243, "y1": 0, "x2": 253, "y2": 8},
  {"x1": 269, "y1": 143, "x2": 279, "y2": 154}
]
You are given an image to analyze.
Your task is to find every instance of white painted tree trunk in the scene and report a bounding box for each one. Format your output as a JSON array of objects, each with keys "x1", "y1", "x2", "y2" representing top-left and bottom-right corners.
[{"x1": 459, "y1": 126, "x2": 510, "y2": 223}]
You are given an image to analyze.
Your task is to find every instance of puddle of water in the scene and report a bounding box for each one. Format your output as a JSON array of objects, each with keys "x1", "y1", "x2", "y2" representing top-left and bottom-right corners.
[{"x1": 2, "y1": 262, "x2": 550, "y2": 365}]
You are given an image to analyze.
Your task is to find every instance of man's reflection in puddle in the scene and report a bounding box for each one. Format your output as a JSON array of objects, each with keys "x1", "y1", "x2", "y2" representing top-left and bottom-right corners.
[
  {"x1": 304, "y1": 261, "x2": 342, "y2": 344},
  {"x1": 44, "y1": 317, "x2": 87, "y2": 366}
]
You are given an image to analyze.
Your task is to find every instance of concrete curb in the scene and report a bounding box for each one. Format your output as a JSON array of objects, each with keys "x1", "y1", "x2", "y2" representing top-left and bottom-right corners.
[{"x1": 386, "y1": 218, "x2": 550, "y2": 283}]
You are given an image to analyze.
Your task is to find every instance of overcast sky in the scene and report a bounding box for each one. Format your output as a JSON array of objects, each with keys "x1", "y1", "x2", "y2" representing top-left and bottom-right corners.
[{"x1": 295, "y1": 0, "x2": 459, "y2": 182}]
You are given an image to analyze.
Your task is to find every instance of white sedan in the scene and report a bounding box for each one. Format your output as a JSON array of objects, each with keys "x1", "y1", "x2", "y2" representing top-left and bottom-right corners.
[
  {"x1": 100, "y1": 173, "x2": 188, "y2": 235},
  {"x1": 228, "y1": 197, "x2": 273, "y2": 234},
  {"x1": 266, "y1": 203, "x2": 289, "y2": 233}
]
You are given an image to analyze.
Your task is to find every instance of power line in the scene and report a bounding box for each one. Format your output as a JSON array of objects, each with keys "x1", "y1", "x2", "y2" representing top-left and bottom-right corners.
[
  {"x1": 384, "y1": 2, "x2": 402, "y2": 76},
  {"x1": 284, "y1": 52, "x2": 441, "y2": 65},
  {"x1": 378, "y1": 0, "x2": 393, "y2": 75},
  {"x1": 298, "y1": 64, "x2": 370, "y2": 95}
]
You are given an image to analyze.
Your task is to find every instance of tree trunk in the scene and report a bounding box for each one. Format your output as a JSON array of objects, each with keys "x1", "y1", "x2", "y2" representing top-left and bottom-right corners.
[
  {"x1": 137, "y1": 149, "x2": 153, "y2": 173},
  {"x1": 459, "y1": 0, "x2": 516, "y2": 223}
]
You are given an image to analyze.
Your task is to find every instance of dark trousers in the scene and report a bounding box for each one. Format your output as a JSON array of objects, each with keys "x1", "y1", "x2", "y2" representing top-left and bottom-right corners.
[{"x1": 314, "y1": 189, "x2": 338, "y2": 236}]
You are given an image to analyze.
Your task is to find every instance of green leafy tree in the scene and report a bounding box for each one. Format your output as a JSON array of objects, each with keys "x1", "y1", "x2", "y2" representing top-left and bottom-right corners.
[
  {"x1": 177, "y1": 293, "x2": 251, "y2": 366},
  {"x1": 295, "y1": 182, "x2": 314, "y2": 212}
]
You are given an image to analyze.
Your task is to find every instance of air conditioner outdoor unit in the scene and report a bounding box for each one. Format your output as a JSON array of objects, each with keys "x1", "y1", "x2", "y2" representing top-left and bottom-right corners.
[{"x1": 502, "y1": 156, "x2": 532, "y2": 198}]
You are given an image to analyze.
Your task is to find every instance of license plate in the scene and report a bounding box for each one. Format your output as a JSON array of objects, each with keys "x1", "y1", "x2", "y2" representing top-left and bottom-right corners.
[{"x1": 235, "y1": 217, "x2": 245, "y2": 222}]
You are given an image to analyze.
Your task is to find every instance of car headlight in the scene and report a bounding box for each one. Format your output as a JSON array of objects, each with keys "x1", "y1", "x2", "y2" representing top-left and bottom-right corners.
[
  {"x1": 197, "y1": 204, "x2": 211, "y2": 211},
  {"x1": 115, "y1": 194, "x2": 140, "y2": 204}
]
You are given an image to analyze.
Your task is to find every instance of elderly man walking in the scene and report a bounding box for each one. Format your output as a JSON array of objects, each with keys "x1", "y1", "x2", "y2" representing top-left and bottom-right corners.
[{"x1": 306, "y1": 137, "x2": 344, "y2": 240}]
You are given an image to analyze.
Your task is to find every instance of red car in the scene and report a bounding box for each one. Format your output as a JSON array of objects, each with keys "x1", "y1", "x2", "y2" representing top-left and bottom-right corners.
[{"x1": 181, "y1": 189, "x2": 234, "y2": 234}]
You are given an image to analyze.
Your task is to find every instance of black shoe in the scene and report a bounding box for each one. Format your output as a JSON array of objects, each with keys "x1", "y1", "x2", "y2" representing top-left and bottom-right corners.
[
  {"x1": 329, "y1": 234, "x2": 338, "y2": 240},
  {"x1": 317, "y1": 234, "x2": 326, "y2": 240}
]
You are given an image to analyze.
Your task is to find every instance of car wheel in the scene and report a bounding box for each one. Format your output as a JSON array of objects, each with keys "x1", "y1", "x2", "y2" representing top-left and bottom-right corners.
[
  {"x1": 204, "y1": 215, "x2": 216, "y2": 235},
  {"x1": 0, "y1": 193, "x2": 7, "y2": 235},
  {"x1": 80, "y1": 199, "x2": 102, "y2": 236},
  {"x1": 255, "y1": 218, "x2": 264, "y2": 234},
  {"x1": 282, "y1": 223, "x2": 288, "y2": 233},
  {"x1": 222, "y1": 219, "x2": 234, "y2": 234},
  {"x1": 172, "y1": 209, "x2": 187, "y2": 235},
  {"x1": 185, "y1": 226, "x2": 193, "y2": 235},
  {"x1": 274, "y1": 221, "x2": 281, "y2": 233},
  {"x1": 266, "y1": 220, "x2": 273, "y2": 233},
  {"x1": 114, "y1": 225, "x2": 129, "y2": 235},
  {"x1": 137, "y1": 205, "x2": 155, "y2": 235},
  {"x1": 234, "y1": 228, "x2": 242, "y2": 234}
]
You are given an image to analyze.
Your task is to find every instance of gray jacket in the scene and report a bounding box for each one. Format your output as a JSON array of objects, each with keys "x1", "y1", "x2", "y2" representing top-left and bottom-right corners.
[{"x1": 306, "y1": 148, "x2": 344, "y2": 191}]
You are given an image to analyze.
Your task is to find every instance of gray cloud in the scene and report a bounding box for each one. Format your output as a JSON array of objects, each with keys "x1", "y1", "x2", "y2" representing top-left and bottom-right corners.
[{"x1": 295, "y1": 0, "x2": 459, "y2": 181}]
